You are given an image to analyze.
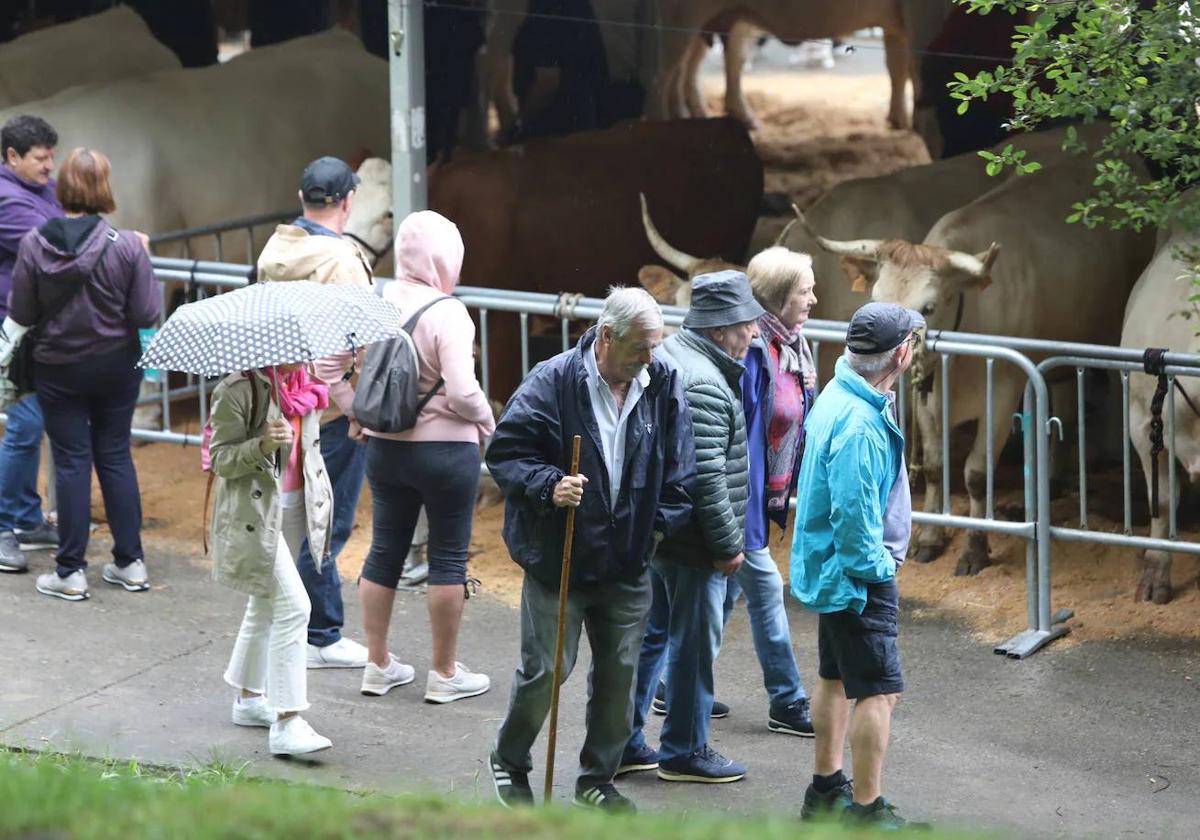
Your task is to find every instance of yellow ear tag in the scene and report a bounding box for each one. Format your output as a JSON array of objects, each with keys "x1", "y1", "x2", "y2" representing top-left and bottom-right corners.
[{"x1": 851, "y1": 274, "x2": 868, "y2": 293}]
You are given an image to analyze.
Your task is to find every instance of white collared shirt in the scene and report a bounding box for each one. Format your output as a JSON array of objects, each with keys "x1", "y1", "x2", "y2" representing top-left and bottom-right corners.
[{"x1": 583, "y1": 342, "x2": 650, "y2": 509}]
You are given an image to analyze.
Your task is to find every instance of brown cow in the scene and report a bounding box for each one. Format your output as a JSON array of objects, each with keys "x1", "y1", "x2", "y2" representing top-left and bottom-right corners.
[{"x1": 427, "y1": 118, "x2": 763, "y2": 398}]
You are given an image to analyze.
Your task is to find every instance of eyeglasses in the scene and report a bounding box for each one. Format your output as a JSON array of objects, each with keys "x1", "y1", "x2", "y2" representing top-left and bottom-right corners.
[{"x1": 906, "y1": 333, "x2": 922, "y2": 347}]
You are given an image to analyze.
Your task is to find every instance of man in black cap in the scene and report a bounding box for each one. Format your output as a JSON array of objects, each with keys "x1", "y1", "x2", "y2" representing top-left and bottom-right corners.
[
  {"x1": 255, "y1": 156, "x2": 374, "y2": 670},
  {"x1": 790, "y1": 301, "x2": 924, "y2": 829},
  {"x1": 621, "y1": 270, "x2": 763, "y2": 785}
]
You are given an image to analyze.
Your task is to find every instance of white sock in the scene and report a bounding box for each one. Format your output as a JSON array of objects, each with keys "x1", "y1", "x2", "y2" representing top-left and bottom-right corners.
[{"x1": 238, "y1": 694, "x2": 266, "y2": 706}]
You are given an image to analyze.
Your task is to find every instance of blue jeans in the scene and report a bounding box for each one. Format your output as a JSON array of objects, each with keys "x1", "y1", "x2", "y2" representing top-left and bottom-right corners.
[
  {"x1": 627, "y1": 558, "x2": 727, "y2": 762},
  {"x1": 296, "y1": 416, "x2": 366, "y2": 648},
  {"x1": 724, "y1": 546, "x2": 806, "y2": 706},
  {"x1": 0, "y1": 394, "x2": 46, "y2": 533}
]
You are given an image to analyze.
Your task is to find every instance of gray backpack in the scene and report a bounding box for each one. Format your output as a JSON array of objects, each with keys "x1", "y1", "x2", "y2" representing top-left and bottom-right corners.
[{"x1": 352, "y1": 293, "x2": 453, "y2": 434}]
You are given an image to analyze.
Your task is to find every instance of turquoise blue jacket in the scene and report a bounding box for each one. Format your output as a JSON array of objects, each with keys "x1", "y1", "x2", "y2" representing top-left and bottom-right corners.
[{"x1": 790, "y1": 356, "x2": 903, "y2": 614}]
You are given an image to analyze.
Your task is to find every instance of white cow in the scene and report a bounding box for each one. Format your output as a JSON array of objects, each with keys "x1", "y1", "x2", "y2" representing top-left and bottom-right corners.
[
  {"x1": 650, "y1": 0, "x2": 957, "y2": 130},
  {"x1": 1121, "y1": 208, "x2": 1200, "y2": 604},
  {"x1": 804, "y1": 131, "x2": 1155, "y2": 575},
  {"x1": 641, "y1": 126, "x2": 1087, "y2": 364},
  {"x1": 0, "y1": 8, "x2": 180, "y2": 110},
  {"x1": 0, "y1": 29, "x2": 388, "y2": 257}
]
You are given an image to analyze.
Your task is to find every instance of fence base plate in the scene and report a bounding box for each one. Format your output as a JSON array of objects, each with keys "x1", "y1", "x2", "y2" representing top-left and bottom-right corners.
[{"x1": 993, "y1": 625, "x2": 1071, "y2": 659}]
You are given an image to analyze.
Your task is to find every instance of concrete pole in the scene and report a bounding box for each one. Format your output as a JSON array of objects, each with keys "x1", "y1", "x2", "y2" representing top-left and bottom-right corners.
[{"x1": 388, "y1": 0, "x2": 427, "y2": 220}]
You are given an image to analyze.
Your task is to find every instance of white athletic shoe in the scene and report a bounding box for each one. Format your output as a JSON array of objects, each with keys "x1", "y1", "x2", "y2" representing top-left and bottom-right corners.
[
  {"x1": 269, "y1": 716, "x2": 331, "y2": 756},
  {"x1": 306, "y1": 637, "x2": 368, "y2": 669},
  {"x1": 35, "y1": 570, "x2": 89, "y2": 601},
  {"x1": 231, "y1": 695, "x2": 276, "y2": 728},
  {"x1": 424, "y1": 662, "x2": 490, "y2": 704},
  {"x1": 102, "y1": 560, "x2": 150, "y2": 592},
  {"x1": 360, "y1": 655, "x2": 416, "y2": 696}
]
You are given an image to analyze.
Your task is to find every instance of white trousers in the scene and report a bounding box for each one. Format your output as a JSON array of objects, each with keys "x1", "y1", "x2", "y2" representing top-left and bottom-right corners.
[{"x1": 222, "y1": 501, "x2": 312, "y2": 713}]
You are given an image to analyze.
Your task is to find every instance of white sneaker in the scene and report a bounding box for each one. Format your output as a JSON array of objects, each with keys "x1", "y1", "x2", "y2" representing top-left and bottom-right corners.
[
  {"x1": 306, "y1": 637, "x2": 368, "y2": 669},
  {"x1": 102, "y1": 560, "x2": 150, "y2": 592},
  {"x1": 35, "y1": 570, "x2": 89, "y2": 601},
  {"x1": 231, "y1": 695, "x2": 276, "y2": 728},
  {"x1": 360, "y1": 655, "x2": 416, "y2": 696},
  {"x1": 268, "y1": 715, "x2": 331, "y2": 756},
  {"x1": 424, "y1": 662, "x2": 490, "y2": 704}
]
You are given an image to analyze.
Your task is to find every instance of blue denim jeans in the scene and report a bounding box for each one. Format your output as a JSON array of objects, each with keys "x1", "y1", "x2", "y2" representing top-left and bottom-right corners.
[
  {"x1": 724, "y1": 546, "x2": 807, "y2": 706},
  {"x1": 627, "y1": 558, "x2": 727, "y2": 762},
  {"x1": 0, "y1": 394, "x2": 46, "y2": 533},
  {"x1": 295, "y1": 415, "x2": 366, "y2": 648}
]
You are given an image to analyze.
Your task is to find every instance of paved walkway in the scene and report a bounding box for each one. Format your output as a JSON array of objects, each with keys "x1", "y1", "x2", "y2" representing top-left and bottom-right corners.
[{"x1": 2, "y1": 542, "x2": 1197, "y2": 838}]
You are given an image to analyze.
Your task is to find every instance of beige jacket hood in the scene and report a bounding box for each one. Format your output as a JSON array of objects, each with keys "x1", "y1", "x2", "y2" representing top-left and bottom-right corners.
[{"x1": 256, "y1": 223, "x2": 372, "y2": 288}]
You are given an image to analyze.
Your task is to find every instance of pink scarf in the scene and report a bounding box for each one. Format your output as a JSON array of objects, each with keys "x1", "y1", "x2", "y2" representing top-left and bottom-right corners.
[{"x1": 268, "y1": 366, "x2": 329, "y2": 420}]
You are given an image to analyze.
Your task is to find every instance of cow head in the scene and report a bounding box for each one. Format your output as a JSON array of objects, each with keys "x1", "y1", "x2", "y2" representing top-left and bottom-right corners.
[
  {"x1": 798, "y1": 212, "x2": 1000, "y2": 332},
  {"x1": 344, "y1": 157, "x2": 394, "y2": 267}
]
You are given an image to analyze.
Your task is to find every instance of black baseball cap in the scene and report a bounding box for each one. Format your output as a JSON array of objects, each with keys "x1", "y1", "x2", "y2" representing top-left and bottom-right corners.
[
  {"x1": 300, "y1": 156, "x2": 360, "y2": 205},
  {"x1": 845, "y1": 302, "x2": 926, "y2": 354}
]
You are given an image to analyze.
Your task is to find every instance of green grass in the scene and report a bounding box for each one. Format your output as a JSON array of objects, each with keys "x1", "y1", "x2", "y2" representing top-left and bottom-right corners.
[{"x1": 0, "y1": 750, "x2": 992, "y2": 839}]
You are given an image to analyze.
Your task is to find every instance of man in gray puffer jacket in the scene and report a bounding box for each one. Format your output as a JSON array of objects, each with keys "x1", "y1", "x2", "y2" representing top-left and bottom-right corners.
[{"x1": 622, "y1": 270, "x2": 764, "y2": 784}]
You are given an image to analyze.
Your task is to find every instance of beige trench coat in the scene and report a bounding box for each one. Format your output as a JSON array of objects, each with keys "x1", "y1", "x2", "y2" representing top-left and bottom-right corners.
[{"x1": 207, "y1": 370, "x2": 334, "y2": 598}]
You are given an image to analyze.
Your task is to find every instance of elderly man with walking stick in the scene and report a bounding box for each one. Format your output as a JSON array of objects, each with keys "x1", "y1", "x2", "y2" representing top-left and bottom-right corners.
[{"x1": 484, "y1": 286, "x2": 694, "y2": 812}]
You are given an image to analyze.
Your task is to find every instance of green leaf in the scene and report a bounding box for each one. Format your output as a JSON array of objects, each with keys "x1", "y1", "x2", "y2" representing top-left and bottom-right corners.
[{"x1": 957, "y1": 100, "x2": 970, "y2": 115}]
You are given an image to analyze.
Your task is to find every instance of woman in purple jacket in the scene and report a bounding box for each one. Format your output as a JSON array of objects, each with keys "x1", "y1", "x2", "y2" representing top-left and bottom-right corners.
[
  {"x1": 726, "y1": 246, "x2": 819, "y2": 736},
  {"x1": 6, "y1": 148, "x2": 161, "y2": 602}
]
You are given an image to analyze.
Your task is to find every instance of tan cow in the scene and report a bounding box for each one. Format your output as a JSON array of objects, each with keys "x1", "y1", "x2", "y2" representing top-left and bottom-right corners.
[
  {"x1": 805, "y1": 136, "x2": 1155, "y2": 575},
  {"x1": 649, "y1": 0, "x2": 957, "y2": 130},
  {"x1": 0, "y1": 8, "x2": 180, "y2": 109},
  {"x1": 1120, "y1": 208, "x2": 1200, "y2": 604}
]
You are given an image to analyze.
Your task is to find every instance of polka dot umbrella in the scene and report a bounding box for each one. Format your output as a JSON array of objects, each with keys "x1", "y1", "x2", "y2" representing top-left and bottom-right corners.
[{"x1": 138, "y1": 280, "x2": 404, "y2": 377}]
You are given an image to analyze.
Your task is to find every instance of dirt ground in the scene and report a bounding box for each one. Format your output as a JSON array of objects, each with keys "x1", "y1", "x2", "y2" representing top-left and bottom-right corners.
[{"x1": 93, "y1": 69, "x2": 1197, "y2": 649}]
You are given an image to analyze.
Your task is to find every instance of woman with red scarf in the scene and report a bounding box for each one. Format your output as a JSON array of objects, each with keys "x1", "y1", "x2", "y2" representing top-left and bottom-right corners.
[
  {"x1": 725, "y1": 246, "x2": 819, "y2": 738},
  {"x1": 207, "y1": 362, "x2": 336, "y2": 757}
]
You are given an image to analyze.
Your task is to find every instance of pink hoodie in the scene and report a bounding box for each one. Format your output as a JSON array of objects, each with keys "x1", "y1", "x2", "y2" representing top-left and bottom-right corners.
[{"x1": 366, "y1": 211, "x2": 495, "y2": 444}]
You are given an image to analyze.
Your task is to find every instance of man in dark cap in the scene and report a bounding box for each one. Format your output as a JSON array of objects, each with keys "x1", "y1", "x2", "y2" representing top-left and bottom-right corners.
[
  {"x1": 255, "y1": 156, "x2": 373, "y2": 671},
  {"x1": 620, "y1": 270, "x2": 763, "y2": 785},
  {"x1": 791, "y1": 301, "x2": 924, "y2": 829}
]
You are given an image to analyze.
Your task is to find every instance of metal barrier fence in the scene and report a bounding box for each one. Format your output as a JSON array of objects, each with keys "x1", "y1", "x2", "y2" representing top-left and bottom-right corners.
[{"x1": 127, "y1": 256, "x2": 1200, "y2": 658}]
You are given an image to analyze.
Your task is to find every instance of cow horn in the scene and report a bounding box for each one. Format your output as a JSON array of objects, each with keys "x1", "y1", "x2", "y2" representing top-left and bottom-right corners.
[
  {"x1": 640, "y1": 193, "x2": 698, "y2": 273},
  {"x1": 946, "y1": 242, "x2": 1001, "y2": 278},
  {"x1": 773, "y1": 203, "x2": 804, "y2": 246},
  {"x1": 797, "y1": 211, "x2": 883, "y2": 260}
]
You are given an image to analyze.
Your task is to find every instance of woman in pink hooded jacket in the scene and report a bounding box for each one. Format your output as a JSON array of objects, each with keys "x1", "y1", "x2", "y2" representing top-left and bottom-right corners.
[{"x1": 357, "y1": 211, "x2": 495, "y2": 703}]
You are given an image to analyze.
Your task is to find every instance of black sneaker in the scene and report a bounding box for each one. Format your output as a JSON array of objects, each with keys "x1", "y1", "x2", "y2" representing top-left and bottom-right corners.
[
  {"x1": 0, "y1": 531, "x2": 27, "y2": 573},
  {"x1": 574, "y1": 783, "x2": 636, "y2": 814},
  {"x1": 800, "y1": 776, "x2": 854, "y2": 820},
  {"x1": 488, "y1": 754, "x2": 534, "y2": 808},
  {"x1": 768, "y1": 698, "x2": 814, "y2": 737},
  {"x1": 15, "y1": 521, "x2": 58, "y2": 551},
  {"x1": 616, "y1": 742, "x2": 658, "y2": 776},
  {"x1": 843, "y1": 796, "x2": 928, "y2": 830},
  {"x1": 652, "y1": 683, "x2": 730, "y2": 718},
  {"x1": 656, "y1": 744, "x2": 746, "y2": 783}
]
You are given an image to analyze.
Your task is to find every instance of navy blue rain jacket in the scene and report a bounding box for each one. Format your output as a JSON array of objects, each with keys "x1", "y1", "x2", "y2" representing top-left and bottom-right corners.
[{"x1": 485, "y1": 327, "x2": 696, "y2": 589}]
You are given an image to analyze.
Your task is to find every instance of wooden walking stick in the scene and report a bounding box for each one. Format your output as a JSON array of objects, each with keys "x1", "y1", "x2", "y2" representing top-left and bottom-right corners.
[{"x1": 544, "y1": 434, "x2": 582, "y2": 804}]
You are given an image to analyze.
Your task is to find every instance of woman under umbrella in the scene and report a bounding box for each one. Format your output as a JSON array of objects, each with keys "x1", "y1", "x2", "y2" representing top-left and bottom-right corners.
[{"x1": 141, "y1": 279, "x2": 403, "y2": 757}]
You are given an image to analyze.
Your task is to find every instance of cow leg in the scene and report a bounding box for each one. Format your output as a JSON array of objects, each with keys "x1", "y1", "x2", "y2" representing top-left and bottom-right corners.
[
  {"x1": 882, "y1": 28, "x2": 911, "y2": 130},
  {"x1": 1135, "y1": 457, "x2": 1173, "y2": 604},
  {"x1": 956, "y1": 380, "x2": 1021, "y2": 576},
  {"x1": 648, "y1": 27, "x2": 702, "y2": 120},
  {"x1": 723, "y1": 22, "x2": 758, "y2": 129},
  {"x1": 682, "y1": 36, "x2": 709, "y2": 118},
  {"x1": 909, "y1": 394, "x2": 946, "y2": 564}
]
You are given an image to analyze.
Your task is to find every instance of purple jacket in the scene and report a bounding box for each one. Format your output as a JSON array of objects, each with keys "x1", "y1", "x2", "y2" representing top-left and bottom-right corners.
[
  {"x1": 9, "y1": 215, "x2": 161, "y2": 365},
  {"x1": 0, "y1": 165, "x2": 64, "y2": 319}
]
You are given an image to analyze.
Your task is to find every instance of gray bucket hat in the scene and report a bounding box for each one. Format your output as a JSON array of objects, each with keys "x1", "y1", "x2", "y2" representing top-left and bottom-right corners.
[{"x1": 682, "y1": 270, "x2": 766, "y2": 330}]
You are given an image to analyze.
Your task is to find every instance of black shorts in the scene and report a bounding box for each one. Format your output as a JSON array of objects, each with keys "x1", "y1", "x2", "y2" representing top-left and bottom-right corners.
[{"x1": 817, "y1": 579, "x2": 905, "y2": 700}]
